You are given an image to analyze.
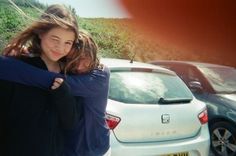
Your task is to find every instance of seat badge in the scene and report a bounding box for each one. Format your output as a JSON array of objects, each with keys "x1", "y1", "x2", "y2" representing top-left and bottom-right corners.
[{"x1": 161, "y1": 114, "x2": 170, "y2": 124}]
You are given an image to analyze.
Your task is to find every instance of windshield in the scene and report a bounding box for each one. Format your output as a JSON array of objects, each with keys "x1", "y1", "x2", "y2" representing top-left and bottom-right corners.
[
  {"x1": 109, "y1": 71, "x2": 193, "y2": 104},
  {"x1": 198, "y1": 66, "x2": 236, "y2": 93}
]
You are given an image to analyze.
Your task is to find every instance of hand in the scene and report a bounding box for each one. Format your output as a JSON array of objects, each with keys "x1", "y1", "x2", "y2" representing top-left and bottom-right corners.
[{"x1": 51, "y1": 78, "x2": 64, "y2": 90}]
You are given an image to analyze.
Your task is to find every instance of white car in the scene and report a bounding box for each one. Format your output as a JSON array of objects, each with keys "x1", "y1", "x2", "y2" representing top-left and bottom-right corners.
[{"x1": 103, "y1": 58, "x2": 210, "y2": 156}]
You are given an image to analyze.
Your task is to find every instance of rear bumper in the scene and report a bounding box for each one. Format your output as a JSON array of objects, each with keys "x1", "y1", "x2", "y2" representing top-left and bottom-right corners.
[{"x1": 110, "y1": 124, "x2": 210, "y2": 156}]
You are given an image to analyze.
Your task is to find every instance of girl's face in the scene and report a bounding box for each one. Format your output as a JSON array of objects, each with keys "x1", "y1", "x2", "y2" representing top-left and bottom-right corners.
[
  {"x1": 40, "y1": 27, "x2": 75, "y2": 62},
  {"x1": 76, "y1": 54, "x2": 92, "y2": 73}
]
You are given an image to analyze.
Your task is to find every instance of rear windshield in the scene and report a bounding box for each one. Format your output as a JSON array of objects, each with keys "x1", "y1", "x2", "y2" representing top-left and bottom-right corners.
[{"x1": 109, "y1": 71, "x2": 193, "y2": 104}]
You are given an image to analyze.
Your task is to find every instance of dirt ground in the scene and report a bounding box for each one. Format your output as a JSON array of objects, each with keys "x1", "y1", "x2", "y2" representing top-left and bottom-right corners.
[
  {"x1": 121, "y1": 0, "x2": 236, "y2": 68},
  {"x1": 132, "y1": 43, "x2": 236, "y2": 68}
]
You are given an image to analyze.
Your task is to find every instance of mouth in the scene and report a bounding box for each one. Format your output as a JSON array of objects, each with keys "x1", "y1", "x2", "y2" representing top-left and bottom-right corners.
[{"x1": 51, "y1": 51, "x2": 62, "y2": 57}]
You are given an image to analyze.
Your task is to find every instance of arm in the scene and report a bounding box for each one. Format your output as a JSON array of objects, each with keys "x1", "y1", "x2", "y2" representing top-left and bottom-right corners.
[
  {"x1": 0, "y1": 56, "x2": 110, "y2": 97},
  {"x1": 65, "y1": 67, "x2": 110, "y2": 97},
  {"x1": 0, "y1": 57, "x2": 80, "y2": 130},
  {"x1": 0, "y1": 56, "x2": 58, "y2": 89}
]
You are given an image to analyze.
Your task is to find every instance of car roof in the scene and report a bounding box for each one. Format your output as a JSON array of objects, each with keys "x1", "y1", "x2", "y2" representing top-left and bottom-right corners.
[
  {"x1": 151, "y1": 60, "x2": 235, "y2": 69},
  {"x1": 101, "y1": 58, "x2": 176, "y2": 75}
]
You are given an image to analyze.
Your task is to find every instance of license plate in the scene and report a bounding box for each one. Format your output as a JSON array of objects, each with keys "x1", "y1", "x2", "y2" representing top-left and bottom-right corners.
[{"x1": 161, "y1": 152, "x2": 189, "y2": 156}]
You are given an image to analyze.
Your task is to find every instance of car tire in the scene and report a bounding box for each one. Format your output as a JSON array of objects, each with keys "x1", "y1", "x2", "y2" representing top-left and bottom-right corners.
[{"x1": 210, "y1": 121, "x2": 236, "y2": 156}]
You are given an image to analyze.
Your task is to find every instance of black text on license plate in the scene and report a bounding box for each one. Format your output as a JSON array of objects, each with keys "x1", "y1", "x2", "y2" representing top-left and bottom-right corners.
[{"x1": 162, "y1": 152, "x2": 189, "y2": 156}]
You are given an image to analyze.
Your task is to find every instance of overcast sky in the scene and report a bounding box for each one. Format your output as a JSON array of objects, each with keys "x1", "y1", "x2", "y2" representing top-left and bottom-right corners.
[{"x1": 37, "y1": 0, "x2": 130, "y2": 18}]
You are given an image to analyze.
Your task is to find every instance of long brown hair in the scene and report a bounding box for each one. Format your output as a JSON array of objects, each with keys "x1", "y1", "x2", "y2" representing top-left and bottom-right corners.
[
  {"x1": 3, "y1": 4, "x2": 79, "y2": 72},
  {"x1": 65, "y1": 30, "x2": 100, "y2": 74}
]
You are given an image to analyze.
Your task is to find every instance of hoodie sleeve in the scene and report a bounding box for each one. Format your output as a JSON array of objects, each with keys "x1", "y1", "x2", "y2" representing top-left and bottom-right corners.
[
  {"x1": 0, "y1": 56, "x2": 110, "y2": 97},
  {"x1": 65, "y1": 67, "x2": 110, "y2": 97},
  {"x1": 0, "y1": 56, "x2": 58, "y2": 90},
  {"x1": 0, "y1": 56, "x2": 80, "y2": 130}
]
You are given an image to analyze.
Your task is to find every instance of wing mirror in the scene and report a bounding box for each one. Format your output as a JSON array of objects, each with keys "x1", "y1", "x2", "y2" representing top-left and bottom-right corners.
[{"x1": 188, "y1": 81, "x2": 203, "y2": 93}]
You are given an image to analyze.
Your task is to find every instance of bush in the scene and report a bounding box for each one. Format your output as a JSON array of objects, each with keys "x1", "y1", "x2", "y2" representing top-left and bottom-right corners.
[
  {"x1": 0, "y1": 3, "x2": 41, "y2": 52},
  {"x1": 0, "y1": 2, "x2": 160, "y2": 61}
]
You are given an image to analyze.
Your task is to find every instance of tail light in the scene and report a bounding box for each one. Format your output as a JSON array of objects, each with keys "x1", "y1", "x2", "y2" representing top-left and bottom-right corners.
[
  {"x1": 105, "y1": 113, "x2": 121, "y2": 130},
  {"x1": 198, "y1": 108, "x2": 208, "y2": 124}
]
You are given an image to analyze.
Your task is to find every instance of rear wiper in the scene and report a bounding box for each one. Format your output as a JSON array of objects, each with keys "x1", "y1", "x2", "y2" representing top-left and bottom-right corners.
[{"x1": 158, "y1": 97, "x2": 193, "y2": 104}]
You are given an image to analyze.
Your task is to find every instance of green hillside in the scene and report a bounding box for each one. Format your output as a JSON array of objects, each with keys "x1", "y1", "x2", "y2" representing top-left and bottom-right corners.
[
  {"x1": 0, "y1": 0, "x2": 42, "y2": 52},
  {"x1": 0, "y1": 0, "x2": 163, "y2": 61},
  {"x1": 1, "y1": 0, "x2": 234, "y2": 67}
]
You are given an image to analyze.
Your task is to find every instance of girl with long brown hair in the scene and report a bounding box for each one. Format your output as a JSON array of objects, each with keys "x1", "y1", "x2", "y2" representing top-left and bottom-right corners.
[{"x1": 0, "y1": 4, "x2": 81, "y2": 156}]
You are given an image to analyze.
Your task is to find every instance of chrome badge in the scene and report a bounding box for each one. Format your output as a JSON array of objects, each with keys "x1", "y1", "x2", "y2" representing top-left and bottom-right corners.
[{"x1": 161, "y1": 114, "x2": 170, "y2": 124}]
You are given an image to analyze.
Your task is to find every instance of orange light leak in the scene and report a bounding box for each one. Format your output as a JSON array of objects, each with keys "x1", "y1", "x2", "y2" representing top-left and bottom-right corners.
[{"x1": 120, "y1": 0, "x2": 236, "y2": 67}]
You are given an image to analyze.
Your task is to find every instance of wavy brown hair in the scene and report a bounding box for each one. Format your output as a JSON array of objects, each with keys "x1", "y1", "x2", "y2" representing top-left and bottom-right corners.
[
  {"x1": 65, "y1": 30, "x2": 100, "y2": 74},
  {"x1": 3, "y1": 4, "x2": 80, "y2": 73}
]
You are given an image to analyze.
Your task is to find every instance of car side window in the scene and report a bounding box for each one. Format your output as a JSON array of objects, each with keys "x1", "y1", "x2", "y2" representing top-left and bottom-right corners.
[
  {"x1": 188, "y1": 68, "x2": 200, "y2": 81},
  {"x1": 167, "y1": 66, "x2": 190, "y2": 84},
  {"x1": 169, "y1": 65, "x2": 204, "y2": 93}
]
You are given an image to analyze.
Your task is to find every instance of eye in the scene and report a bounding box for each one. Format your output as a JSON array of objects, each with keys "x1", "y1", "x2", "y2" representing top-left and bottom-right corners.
[
  {"x1": 51, "y1": 37, "x2": 59, "y2": 43},
  {"x1": 65, "y1": 42, "x2": 73, "y2": 45}
]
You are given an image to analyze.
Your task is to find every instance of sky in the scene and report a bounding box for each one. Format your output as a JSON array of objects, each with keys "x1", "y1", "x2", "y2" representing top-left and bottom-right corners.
[{"x1": 37, "y1": 0, "x2": 130, "y2": 18}]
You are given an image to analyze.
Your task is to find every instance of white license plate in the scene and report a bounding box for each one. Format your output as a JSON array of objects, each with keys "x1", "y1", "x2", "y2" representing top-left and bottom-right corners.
[{"x1": 161, "y1": 152, "x2": 189, "y2": 156}]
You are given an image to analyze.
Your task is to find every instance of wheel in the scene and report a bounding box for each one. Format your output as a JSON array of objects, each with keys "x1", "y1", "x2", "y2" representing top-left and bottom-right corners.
[{"x1": 210, "y1": 121, "x2": 236, "y2": 156}]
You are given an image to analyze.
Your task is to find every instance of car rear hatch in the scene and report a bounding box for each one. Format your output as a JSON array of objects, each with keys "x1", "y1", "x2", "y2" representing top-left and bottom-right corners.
[
  {"x1": 108, "y1": 100, "x2": 203, "y2": 143},
  {"x1": 107, "y1": 69, "x2": 204, "y2": 143}
]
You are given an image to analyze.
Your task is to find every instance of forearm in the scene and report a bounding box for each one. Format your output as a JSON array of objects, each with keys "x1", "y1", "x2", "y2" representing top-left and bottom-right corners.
[
  {"x1": 0, "y1": 56, "x2": 110, "y2": 96},
  {"x1": 65, "y1": 67, "x2": 110, "y2": 97},
  {"x1": 0, "y1": 56, "x2": 59, "y2": 90}
]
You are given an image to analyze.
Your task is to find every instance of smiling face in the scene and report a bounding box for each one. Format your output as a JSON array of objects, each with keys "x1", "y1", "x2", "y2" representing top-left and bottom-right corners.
[{"x1": 40, "y1": 27, "x2": 75, "y2": 63}]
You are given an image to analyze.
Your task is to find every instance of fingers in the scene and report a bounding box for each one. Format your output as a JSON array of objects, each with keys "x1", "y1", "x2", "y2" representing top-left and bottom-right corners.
[
  {"x1": 22, "y1": 45, "x2": 29, "y2": 54},
  {"x1": 51, "y1": 78, "x2": 64, "y2": 90}
]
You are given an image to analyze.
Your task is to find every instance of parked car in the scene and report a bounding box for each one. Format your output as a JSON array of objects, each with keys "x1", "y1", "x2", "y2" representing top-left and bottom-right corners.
[
  {"x1": 150, "y1": 60, "x2": 236, "y2": 156},
  {"x1": 102, "y1": 58, "x2": 210, "y2": 156}
]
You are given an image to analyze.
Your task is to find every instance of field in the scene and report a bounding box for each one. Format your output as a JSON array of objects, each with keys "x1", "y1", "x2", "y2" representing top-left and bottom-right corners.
[{"x1": 0, "y1": 0, "x2": 235, "y2": 67}]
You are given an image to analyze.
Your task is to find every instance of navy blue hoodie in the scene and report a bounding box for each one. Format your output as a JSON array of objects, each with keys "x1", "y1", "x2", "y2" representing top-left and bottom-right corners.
[{"x1": 0, "y1": 56, "x2": 110, "y2": 156}]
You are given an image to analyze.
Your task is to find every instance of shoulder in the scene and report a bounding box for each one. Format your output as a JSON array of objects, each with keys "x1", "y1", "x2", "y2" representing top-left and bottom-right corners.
[
  {"x1": 93, "y1": 64, "x2": 110, "y2": 78},
  {"x1": 19, "y1": 56, "x2": 39, "y2": 64},
  {"x1": 19, "y1": 56, "x2": 47, "y2": 69}
]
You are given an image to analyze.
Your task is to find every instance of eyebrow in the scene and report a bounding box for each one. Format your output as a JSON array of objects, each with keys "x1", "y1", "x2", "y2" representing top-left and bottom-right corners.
[
  {"x1": 51, "y1": 35, "x2": 74, "y2": 42},
  {"x1": 51, "y1": 35, "x2": 59, "y2": 39}
]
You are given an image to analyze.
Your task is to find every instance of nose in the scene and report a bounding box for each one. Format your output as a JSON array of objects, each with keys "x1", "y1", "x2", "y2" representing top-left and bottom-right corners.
[
  {"x1": 76, "y1": 64, "x2": 84, "y2": 72},
  {"x1": 55, "y1": 42, "x2": 64, "y2": 53}
]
